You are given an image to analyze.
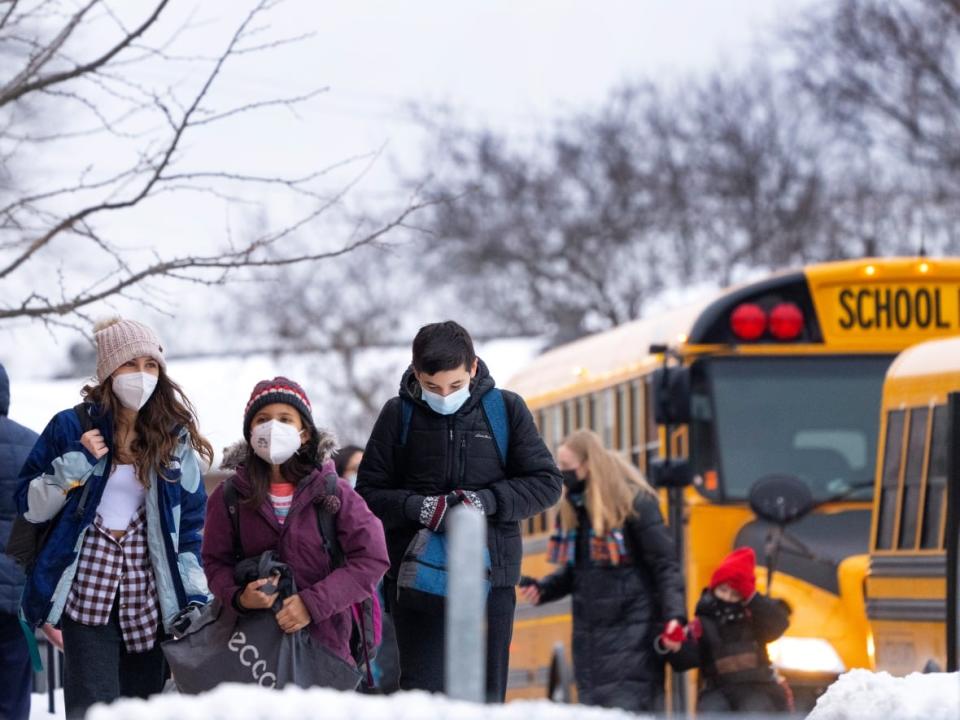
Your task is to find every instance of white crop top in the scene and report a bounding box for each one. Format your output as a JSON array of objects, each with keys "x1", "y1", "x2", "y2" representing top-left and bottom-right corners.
[{"x1": 98, "y1": 464, "x2": 146, "y2": 530}]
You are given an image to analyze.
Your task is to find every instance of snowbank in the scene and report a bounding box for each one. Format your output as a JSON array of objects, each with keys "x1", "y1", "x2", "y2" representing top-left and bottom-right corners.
[
  {"x1": 807, "y1": 669, "x2": 959, "y2": 720},
  {"x1": 86, "y1": 685, "x2": 642, "y2": 720}
]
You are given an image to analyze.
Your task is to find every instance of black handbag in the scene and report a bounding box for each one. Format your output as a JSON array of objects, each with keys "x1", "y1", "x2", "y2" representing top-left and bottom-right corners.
[
  {"x1": 4, "y1": 403, "x2": 96, "y2": 570},
  {"x1": 162, "y1": 551, "x2": 362, "y2": 693}
]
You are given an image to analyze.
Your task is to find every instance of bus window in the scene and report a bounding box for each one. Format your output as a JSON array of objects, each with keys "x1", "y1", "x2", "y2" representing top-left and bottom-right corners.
[
  {"x1": 703, "y1": 356, "x2": 890, "y2": 502},
  {"x1": 876, "y1": 409, "x2": 906, "y2": 551},
  {"x1": 577, "y1": 397, "x2": 588, "y2": 430},
  {"x1": 897, "y1": 407, "x2": 929, "y2": 550},
  {"x1": 535, "y1": 409, "x2": 544, "y2": 433},
  {"x1": 617, "y1": 384, "x2": 630, "y2": 453},
  {"x1": 631, "y1": 381, "x2": 644, "y2": 470},
  {"x1": 599, "y1": 389, "x2": 614, "y2": 447},
  {"x1": 562, "y1": 401, "x2": 573, "y2": 437},
  {"x1": 589, "y1": 394, "x2": 599, "y2": 434},
  {"x1": 644, "y1": 377, "x2": 661, "y2": 469},
  {"x1": 921, "y1": 405, "x2": 948, "y2": 550}
]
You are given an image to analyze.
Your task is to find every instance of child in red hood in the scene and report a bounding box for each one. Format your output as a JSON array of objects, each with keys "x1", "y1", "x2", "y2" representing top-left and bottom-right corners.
[{"x1": 656, "y1": 547, "x2": 792, "y2": 713}]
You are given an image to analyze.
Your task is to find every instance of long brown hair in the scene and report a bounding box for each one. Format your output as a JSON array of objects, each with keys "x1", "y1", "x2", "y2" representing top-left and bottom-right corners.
[
  {"x1": 81, "y1": 369, "x2": 214, "y2": 486},
  {"x1": 243, "y1": 409, "x2": 321, "y2": 507},
  {"x1": 558, "y1": 429, "x2": 657, "y2": 536}
]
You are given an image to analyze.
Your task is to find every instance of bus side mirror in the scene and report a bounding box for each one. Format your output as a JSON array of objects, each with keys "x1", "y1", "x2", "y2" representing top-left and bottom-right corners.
[
  {"x1": 748, "y1": 475, "x2": 814, "y2": 525},
  {"x1": 650, "y1": 458, "x2": 694, "y2": 488},
  {"x1": 651, "y1": 366, "x2": 691, "y2": 425}
]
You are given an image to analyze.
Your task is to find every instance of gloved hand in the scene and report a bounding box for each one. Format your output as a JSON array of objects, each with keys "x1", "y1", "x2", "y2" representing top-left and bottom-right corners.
[
  {"x1": 654, "y1": 618, "x2": 686, "y2": 654},
  {"x1": 418, "y1": 492, "x2": 465, "y2": 532}
]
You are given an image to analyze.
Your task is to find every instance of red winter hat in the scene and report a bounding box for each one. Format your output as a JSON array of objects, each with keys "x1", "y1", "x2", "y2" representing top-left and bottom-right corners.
[
  {"x1": 710, "y1": 547, "x2": 756, "y2": 599},
  {"x1": 243, "y1": 377, "x2": 313, "y2": 440}
]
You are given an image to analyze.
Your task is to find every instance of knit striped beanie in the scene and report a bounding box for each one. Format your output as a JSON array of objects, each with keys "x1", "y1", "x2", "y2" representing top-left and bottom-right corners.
[
  {"x1": 94, "y1": 317, "x2": 166, "y2": 382},
  {"x1": 243, "y1": 377, "x2": 314, "y2": 439}
]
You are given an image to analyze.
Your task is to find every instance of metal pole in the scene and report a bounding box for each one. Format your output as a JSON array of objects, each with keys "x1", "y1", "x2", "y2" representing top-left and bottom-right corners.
[{"x1": 445, "y1": 506, "x2": 487, "y2": 702}]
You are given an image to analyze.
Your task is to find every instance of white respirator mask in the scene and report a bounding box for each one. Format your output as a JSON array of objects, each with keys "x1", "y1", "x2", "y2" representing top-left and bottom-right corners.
[
  {"x1": 250, "y1": 420, "x2": 304, "y2": 466},
  {"x1": 112, "y1": 372, "x2": 159, "y2": 411}
]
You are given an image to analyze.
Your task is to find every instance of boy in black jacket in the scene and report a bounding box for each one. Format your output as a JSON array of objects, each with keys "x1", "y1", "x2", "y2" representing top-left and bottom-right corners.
[
  {"x1": 656, "y1": 547, "x2": 792, "y2": 713},
  {"x1": 356, "y1": 321, "x2": 562, "y2": 702}
]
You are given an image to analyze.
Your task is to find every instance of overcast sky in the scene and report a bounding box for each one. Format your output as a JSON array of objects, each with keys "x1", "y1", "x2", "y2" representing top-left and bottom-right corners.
[{"x1": 1, "y1": 0, "x2": 819, "y2": 381}]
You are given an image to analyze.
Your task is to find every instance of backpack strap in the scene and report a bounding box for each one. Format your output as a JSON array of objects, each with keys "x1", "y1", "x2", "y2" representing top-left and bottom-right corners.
[
  {"x1": 480, "y1": 388, "x2": 510, "y2": 467},
  {"x1": 72, "y1": 403, "x2": 97, "y2": 519},
  {"x1": 317, "y1": 472, "x2": 344, "y2": 568},
  {"x1": 222, "y1": 478, "x2": 244, "y2": 563},
  {"x1": 398, "y1": 398, "x2": 414, "y2": 447}
]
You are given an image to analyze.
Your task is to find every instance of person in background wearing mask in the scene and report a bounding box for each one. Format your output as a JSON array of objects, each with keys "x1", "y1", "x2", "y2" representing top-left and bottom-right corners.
[
  {"x1": 0, "y1": 361, "x2": 39, "y2": 720},
  {"x1": 15, "y1": 318, "x2": 214, "y2": 718},
  {"x1": 356, "y1": 320, "x2": 562, "y2": 701},
  {"x1": 202, "y1": 377, "x2": 388, "y2": 678},
  {"x1": 657, "y1": 547, "x2": 792, "y2": 713},
  {"x1": 518, "y1": 430, "x2": 686, "y2": 713},
  {"x1": 334, "y1": 444, "x2": 364, "y2": 489}
]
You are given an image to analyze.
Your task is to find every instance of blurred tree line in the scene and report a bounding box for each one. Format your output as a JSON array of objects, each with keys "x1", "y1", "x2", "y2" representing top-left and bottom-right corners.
[
  {"x1": 229, "y1": 0, "x2": 960, "y2": 438},
  {"x1": 412, "y1": 0, "x2": 960, "y2": 343}
]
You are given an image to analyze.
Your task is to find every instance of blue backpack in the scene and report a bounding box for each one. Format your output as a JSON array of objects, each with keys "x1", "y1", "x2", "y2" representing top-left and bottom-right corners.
[
  {"x1": 394, "y1": 388, "x2": 510, "y2": 611},
  {"x1": 399, "y1": 387, "x2": 510, "y2": 466}
]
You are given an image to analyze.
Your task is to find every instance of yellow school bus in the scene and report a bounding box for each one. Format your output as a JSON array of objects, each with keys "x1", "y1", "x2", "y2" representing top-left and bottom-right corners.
[
  {"x1": 864, "y1": 335, "x2": 960, "y2": 675},
  {"x1": 504, "y1": 257, "x2": 960, "y2": 710}
]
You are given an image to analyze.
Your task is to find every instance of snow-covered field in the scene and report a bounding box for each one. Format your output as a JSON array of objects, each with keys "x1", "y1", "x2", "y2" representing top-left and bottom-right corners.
[{"x1": 808, "y1": 669, "x2": 959, "y2": 720}]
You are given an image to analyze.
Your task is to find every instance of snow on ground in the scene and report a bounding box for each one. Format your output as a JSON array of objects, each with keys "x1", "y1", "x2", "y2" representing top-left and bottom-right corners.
[
  {"x1": 807, "y1": 669, "x2": 959, "y2": 720},
  {"x1": 30, "y1": 690, "x2": 65, "y2": 719},
  {"x1": 87, "y1": 685, "x2": 642, "y2": 720}
]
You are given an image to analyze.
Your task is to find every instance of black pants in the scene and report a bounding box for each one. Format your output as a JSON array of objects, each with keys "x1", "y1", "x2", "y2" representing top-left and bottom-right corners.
[
  {"x1": 61, "y1": 602, "x2": 166, "y2": 719},
  {"x1": 385, "y1": 580, "x2": 516, "y2": 702},
  {"x1": 699, "y1": 681, "x2": 788, "y2": 714},
  {"x1": 0, "y1": 612, "x2": 32, "y2": 720}
]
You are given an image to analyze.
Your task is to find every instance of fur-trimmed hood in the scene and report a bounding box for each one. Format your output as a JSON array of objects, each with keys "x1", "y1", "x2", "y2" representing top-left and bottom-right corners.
[{"x1": 220, "y1": 427, "x2": 338, "y2": 470}]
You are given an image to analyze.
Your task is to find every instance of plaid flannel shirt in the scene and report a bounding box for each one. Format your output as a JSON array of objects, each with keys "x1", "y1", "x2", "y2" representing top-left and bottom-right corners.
[{"x1": 64, "y1": 506, "x2": 160, "y2": 653}]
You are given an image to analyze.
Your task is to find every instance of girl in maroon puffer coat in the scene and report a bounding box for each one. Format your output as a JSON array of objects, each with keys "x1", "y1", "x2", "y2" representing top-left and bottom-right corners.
[{"x1": 201, "y1": 377, "x2": 389, "y2": 668}]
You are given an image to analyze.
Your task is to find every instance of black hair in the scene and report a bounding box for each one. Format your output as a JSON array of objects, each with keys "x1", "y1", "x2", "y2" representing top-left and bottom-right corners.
[
  {"x1": 411, "y1": 321, "x2": 476, "y2": 374},
  {"x1": 334, "y1": 444, "x2": 364, "y2": 477}
]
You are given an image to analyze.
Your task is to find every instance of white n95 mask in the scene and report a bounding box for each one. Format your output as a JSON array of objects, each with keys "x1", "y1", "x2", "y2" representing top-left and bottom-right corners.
[
  {"x1": 250, "y1": 420, "x2": 303, "y2": 465},
  {"x1": 112, "y1": 372, "x2": 158, "y2": 411}
]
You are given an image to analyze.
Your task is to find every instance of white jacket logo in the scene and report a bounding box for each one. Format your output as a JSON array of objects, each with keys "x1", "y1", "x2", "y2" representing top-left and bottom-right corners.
[{"x1": 227, "y1": 631, "x2": 277, "y2": 687}]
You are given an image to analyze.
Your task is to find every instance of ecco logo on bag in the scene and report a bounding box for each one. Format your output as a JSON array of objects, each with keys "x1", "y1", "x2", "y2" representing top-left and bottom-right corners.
[{"x1": 227, "y1": 631, "x2": 277, "y2": 687}]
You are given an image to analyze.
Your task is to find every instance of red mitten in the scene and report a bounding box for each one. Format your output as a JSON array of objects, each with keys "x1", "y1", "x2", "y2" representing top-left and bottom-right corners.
[
  {"x1": 686, "y1": 618, "x2": 703, "y2": 641},
  {"x1": 660, "y1": 623, "x2": 685, "y2": 645}
]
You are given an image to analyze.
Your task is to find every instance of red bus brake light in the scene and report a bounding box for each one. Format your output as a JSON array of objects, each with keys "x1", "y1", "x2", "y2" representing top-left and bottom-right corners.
[
  {"x1": 730, "y1": 303, "x2": 766, "y2": 341},
  {"x1": 769, "y1": 302, "x2": 804, "y2": 341}
]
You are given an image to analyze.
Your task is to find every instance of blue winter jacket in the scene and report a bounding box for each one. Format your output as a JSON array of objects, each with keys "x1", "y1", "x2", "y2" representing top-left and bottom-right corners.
[
  {"x1": 0, "y1": 365, "x2": 39, "y2": 616},
  {"x1": 15, "y1": 403, "x2": 210, "y2": 630}
]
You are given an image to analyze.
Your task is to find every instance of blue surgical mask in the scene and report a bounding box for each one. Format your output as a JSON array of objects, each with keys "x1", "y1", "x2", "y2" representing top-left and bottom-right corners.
[{"x1": 422, "y1": 384, "x2": 471, "y2": 415}]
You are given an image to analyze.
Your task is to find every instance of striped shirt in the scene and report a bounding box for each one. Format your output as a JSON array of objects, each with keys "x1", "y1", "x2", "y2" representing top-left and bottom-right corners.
[{"x1": 268, "y1": 482, "x2": 295, "y2": 525}]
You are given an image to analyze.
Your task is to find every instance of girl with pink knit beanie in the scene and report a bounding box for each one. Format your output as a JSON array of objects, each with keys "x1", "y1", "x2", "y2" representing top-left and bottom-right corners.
[{"x1": 14, "y1": 317, "x2": 213, "y2": 718}]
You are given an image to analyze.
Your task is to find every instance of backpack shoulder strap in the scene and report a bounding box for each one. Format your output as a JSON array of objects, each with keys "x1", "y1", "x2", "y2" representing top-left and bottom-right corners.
[
  {"x1": 72, "y1": 403, "x2": 97, "y2": 518},
  {"x1": 480, "y1": 388, "x2": 510, "y2": 467},
  {"x1": 398, "y1": 397, "x2": 414, "y2": 447},
  {"x1": 73, "y1": 403, "x2": 94, "y2": 433},
  {"x1": 222, "y1": 478, "x2": 244, "y2": 562},
  {"x1": 317, "y1": 473, "x2": 344, "y2": 568}
]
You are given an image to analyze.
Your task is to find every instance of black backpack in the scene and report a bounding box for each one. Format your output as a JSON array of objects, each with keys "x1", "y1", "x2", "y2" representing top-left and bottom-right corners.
[{"x1": 5, "y1": 404, "x2": 95, "y2": 570}]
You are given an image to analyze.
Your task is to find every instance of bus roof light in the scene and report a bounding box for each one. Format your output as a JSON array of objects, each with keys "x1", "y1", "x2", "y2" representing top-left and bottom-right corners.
[
  {"x1": 730, "y1": 303, "x2": 766, "y2": 341},
  {"x1": 769, "y1": 302, "x2": 804, "y2": 341}
]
